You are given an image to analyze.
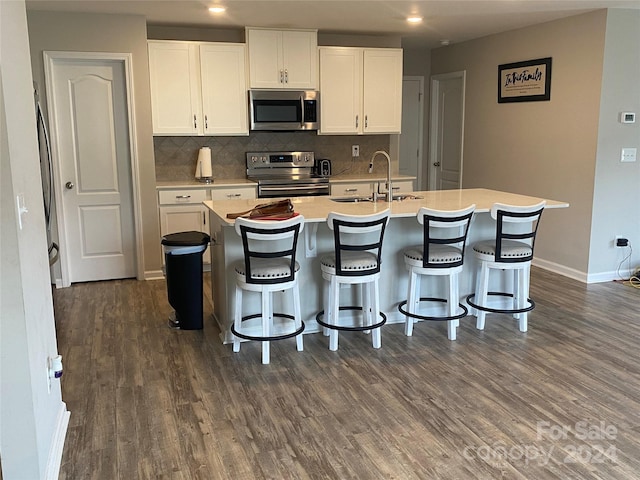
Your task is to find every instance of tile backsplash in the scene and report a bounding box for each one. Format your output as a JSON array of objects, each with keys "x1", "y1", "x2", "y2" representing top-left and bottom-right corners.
[{"x1": 154, "y1": 132, "x2": 390, "y2": 182}]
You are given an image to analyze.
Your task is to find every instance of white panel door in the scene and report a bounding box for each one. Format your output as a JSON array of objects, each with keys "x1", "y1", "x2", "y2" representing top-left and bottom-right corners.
[
  {"x1": 430, "y1": 72, "x2": 465, "y2": 190},
  {"x1": 49, "y1": 58, "x2": 136, "y2": 283}
]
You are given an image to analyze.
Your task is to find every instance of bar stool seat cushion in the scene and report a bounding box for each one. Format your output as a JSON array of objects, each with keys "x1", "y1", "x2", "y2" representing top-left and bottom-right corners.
[
  {"x1": 403, "y1": 245, "x2": 463, "y2": 266},
  {"x1": 320, "y1": 251, "x2": 378, "y2": 273},
  {"x1": 472, "y1": 240, "x2": 532, "y2": 261},
  {"x1": 234, "y1": 259, "x2": 300, "y2": 279}
]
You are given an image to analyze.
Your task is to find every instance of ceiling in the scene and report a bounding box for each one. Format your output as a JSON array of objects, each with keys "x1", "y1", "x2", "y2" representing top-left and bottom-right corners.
[{"x1": 25, "y1": 0, "x2": 640, "y2": 49}]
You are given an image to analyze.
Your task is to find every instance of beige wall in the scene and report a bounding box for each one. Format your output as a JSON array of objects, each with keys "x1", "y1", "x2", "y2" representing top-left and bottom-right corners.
[
  {"x1": 431, "y1": 10, "x2": 608, "y2": 276},
  {"x1": 27, "y1": 11, "x2": 162, "y2": 276}
]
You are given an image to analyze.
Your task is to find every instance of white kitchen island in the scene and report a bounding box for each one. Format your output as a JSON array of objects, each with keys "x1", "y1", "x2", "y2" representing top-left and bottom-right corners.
[{"x1": 204, "y1": 189, "x2": 568, "y2": 343}]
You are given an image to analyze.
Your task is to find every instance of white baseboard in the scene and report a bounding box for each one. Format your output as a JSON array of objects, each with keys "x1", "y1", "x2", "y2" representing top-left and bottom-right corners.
[
  {"x1": 45, "y1": 403, "x2": 70, "y2": 480},
  {"x1": 144, "y1": 269, "x2": 164, "y2": 280},
  {"x1": 533, "y1": 258, "x2": 634, "y2": 284},
  {"x1": 533, "y1": 258, "x2": 589, "y2": 282}
]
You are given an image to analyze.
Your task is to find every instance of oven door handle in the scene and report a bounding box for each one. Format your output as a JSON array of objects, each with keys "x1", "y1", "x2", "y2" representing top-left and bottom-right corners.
[{"x1": 261, "y1": 184, "x2": 328, "y2": 192}]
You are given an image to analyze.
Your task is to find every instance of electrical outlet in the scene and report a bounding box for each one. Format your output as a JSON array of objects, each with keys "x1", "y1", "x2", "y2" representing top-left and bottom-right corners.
[
  {"x1": 615, "y1": 236, "x2": 629, "y2": 248},
  {"x1": 621, "y1": 148, "x2": 637, "y2": 163},
  {"x1": 352, "y1": 145, "x2": 359, "y2": 157}
]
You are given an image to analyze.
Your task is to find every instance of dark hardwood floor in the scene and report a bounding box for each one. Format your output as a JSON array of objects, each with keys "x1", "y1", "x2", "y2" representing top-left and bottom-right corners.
[{"x1": 53, "y1": 268, "x2": 640, "y2": 479}]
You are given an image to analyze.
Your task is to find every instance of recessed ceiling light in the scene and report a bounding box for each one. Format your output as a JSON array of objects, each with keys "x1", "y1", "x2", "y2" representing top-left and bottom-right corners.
[
  {"x1": 407, "y1": 16, "x2": 423, "y2": 24},
  {"x1": 208, "y1": 6, "x2": 226, "y2": 13}
]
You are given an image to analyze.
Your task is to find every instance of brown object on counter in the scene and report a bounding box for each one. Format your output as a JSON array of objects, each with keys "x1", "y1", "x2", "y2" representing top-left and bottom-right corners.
[{"x1": 226, "y1": 198, "x2": 294, "y2": 219}]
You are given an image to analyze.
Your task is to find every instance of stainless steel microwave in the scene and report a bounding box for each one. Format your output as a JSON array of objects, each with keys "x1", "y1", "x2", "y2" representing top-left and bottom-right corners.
[{"x1": 249, "y1": 90, "x2": 318, "y2": 131}]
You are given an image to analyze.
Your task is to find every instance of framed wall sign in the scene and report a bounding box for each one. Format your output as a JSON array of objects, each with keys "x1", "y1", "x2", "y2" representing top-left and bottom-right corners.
[{"x1": 498, "y1": 57, "x2": 552, "y2": 103}]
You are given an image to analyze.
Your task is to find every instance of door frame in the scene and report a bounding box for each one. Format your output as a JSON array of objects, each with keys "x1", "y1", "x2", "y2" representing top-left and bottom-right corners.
[
  {"x1": 400, "y1": 75, "x2": 425, "y2": 190},
  {"x1": 44, "y1": 51, "x2": 144, "y2": 287},
  {"x1": 428, "y1": 70, "x2": 466, "y2": 190}
]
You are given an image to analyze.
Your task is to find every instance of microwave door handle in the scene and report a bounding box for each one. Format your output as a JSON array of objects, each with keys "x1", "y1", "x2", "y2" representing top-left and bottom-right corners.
[{"x1": 300, "y1": 97, "x2": 305, "y2": 127}]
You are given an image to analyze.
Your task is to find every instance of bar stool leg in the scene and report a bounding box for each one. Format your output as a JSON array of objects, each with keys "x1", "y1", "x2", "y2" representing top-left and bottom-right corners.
[
  {"x1": 261, "y1": 291, "x2": 271, "y2": 365},
  {"x1": 372, "y1": 278, "x2": 381, "y2": 349},
  {"x1": 329, "y1": 277, "x2": 340, "y2": 352},
  {"x1": 447, "y1": 273, "x2": 458, "y2": 341},
  {"x1": 404, "y1": 269, "x2": 416, "y2": 336},
  {"x1": 518, "y1": 266, "x2": 530, "y2": 332},
  {"x1": 475, "y1": 262, "x2": 490, "y2": 330},
  {"x1": 293, "y1": 283, "x2": 303, "y2": 351},
  {"x1": 322, "y1": 280, "x2": 330, "y2": 336},
  {"x1": 233, "y1": 287, "x2": 242, "y2": 352}
]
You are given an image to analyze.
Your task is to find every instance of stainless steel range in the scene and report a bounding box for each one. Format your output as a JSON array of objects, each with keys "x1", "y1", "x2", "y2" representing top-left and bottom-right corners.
[{"x1": 247, "y1": 151, "x2": 330, "y2": 198}]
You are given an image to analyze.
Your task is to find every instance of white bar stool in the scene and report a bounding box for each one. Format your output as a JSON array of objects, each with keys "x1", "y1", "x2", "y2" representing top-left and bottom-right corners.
[
  {"x1": 231, "y1": 215, "x2": 305, "y2": 364},
  {"x1": 316, "y1": 209, "x2": 390, "y2": 351},
  {"x1": 466, "y1": 202, "x2": 545, "y2": 333},
  {"x1": 398, "y1": 205, "x2": 475, "y2": 341}
]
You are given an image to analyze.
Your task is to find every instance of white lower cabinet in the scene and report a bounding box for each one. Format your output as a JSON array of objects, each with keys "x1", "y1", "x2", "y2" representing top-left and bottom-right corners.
[{"x1": 158, "y1": 189, "x2": 210, "y2": 266}]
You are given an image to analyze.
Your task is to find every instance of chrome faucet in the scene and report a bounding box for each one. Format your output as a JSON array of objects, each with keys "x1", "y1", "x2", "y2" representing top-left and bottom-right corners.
[{"x1": 368, "y1": 150, "x2": 393, "y2": 202}]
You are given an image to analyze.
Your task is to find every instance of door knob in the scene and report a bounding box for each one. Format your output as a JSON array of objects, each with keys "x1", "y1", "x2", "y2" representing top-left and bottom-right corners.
[
  {"x1": 433, "y1": 162, "x2": 441, "y2": 167},
  {"x1": 65, "y1": 181, "x2": 74, "y2": 190}
]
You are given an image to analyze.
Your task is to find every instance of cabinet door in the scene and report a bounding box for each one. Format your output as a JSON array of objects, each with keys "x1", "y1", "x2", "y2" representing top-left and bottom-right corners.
[
  {"x1": 319, "y1": 47, "x2": 362, "y2": 135},
  {"x1": 247, "y1": 29, "x2": 283, "y2": 89},
  {"x1": 200, "y1": 44, "x2": 248, "y2": 135},
  {"x1": 159, "y1": 205, "x2": 209, "y2": 265},
  {"x1": 281, "y1": 30, "x2": 317, "y2": 89},
  {"x1": 363, "y1": 49, "x2": 403, "y2": 134},
  {"x1": 148, "y1": 41, "x2": 202, "y2": 135}
]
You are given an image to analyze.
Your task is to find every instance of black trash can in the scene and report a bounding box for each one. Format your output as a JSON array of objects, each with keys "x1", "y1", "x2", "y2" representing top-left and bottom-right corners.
[{"x1": 162, "y1": 231, "x2": 210, "y2": 330}]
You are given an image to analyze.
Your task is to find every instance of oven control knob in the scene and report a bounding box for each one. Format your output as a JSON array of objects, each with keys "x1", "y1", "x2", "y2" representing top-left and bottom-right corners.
[{"x1": 251, "y1": 155, "x2": 257, "y2": 163}]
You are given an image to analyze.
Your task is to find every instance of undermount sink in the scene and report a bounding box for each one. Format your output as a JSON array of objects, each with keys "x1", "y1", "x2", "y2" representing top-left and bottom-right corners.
[{"x1": 330, "y1": 194, "x2": 424, "y2": 203}]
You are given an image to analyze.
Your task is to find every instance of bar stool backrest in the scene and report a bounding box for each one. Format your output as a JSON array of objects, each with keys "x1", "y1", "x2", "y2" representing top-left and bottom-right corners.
[
  {"x1": 234, "y1": 215, "x2": 304, "y2": 284},
  {"x1": 327, "y1": 209, "x2": 390, "y2": 277},
  {"x1": 417, "y1": 204, "x2": 476, "y2": 269},
  {"x1": 490, "y1": 201, "x2": 545, "y2": 263}
]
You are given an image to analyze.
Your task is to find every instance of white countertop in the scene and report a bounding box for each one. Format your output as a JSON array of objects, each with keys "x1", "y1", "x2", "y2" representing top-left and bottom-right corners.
[{"x1": 204, "y1": 188, "x2": 569, "y2": 226}]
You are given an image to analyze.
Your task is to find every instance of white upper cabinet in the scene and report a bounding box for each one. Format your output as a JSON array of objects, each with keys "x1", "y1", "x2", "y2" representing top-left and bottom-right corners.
[
  {"x1": 149, "y1": 41, "x2": 202, "y2": 135},
  {"x1": 148, "y1": 40, "x2": 248, "y2": 136},
  {"x1": 199, "y1": 44, "x2": 248, "y2": 135},
  {"x1": 246, "y1": 28, "x2": 317, "y2": 89},
  {"x1": 319, "y1": 47, "x2": 403, "y2": 135}
]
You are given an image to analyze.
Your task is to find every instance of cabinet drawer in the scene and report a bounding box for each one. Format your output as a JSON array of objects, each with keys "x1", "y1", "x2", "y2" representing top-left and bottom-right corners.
[
  {"x1": 158, "y1": 189, "x2": 207, "y2": 205},
  {"x1": 210, "y1": 186, "x2": 256, "y2": 201},
  {"x1": 331, "y1": 182, "x2": 376, "y2": 196}
]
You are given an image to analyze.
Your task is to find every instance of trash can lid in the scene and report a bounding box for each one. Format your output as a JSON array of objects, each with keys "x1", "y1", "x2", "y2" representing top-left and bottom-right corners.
[{"x1": 161, "y1": 231, "x2": 210, "y2": 247}]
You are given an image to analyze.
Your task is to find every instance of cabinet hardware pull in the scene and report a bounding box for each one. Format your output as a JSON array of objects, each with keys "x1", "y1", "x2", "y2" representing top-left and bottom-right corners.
[
  {"x1": 227, "y1": 193, "x2": 241, "y2": 198},
  {"x1": 205, "y1": 115, "x2": 208, "y2": 129},
  {"x1": 355, "y1": 115, "x2": 359, "y2": 128},
  {"x1": 284, "y1": 69, "x2": 288, "y2": 83},
  {"x1": 193, "y1": 114, "x2": 197, "y2": 129},
  {"x1": 345, "y1": 188, "x2": 357, "y2": 193},
  {"x1": 280, "y1": 69, "x2": 284, "y2": 83},
  {"x1": 175, "y1": 195, "x2": 191, "y2": 199},
  {"x1": 365, "y1": 115, "x2": 368, "y2": 128}
]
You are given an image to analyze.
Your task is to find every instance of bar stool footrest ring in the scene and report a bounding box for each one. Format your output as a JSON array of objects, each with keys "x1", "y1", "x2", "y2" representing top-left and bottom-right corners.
[
  {"x1": 398, "y1": 297, "x2": 468, "y2": 321},
  {"x1": 466, "y1": 292, "x2": 535, "y2": 314},
  {"x1": 231, "y1": 313, "x2": 305, "y2": 342},
  {"x1": 316, "y1": 306, "x2": 386, "y2": 332}
]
